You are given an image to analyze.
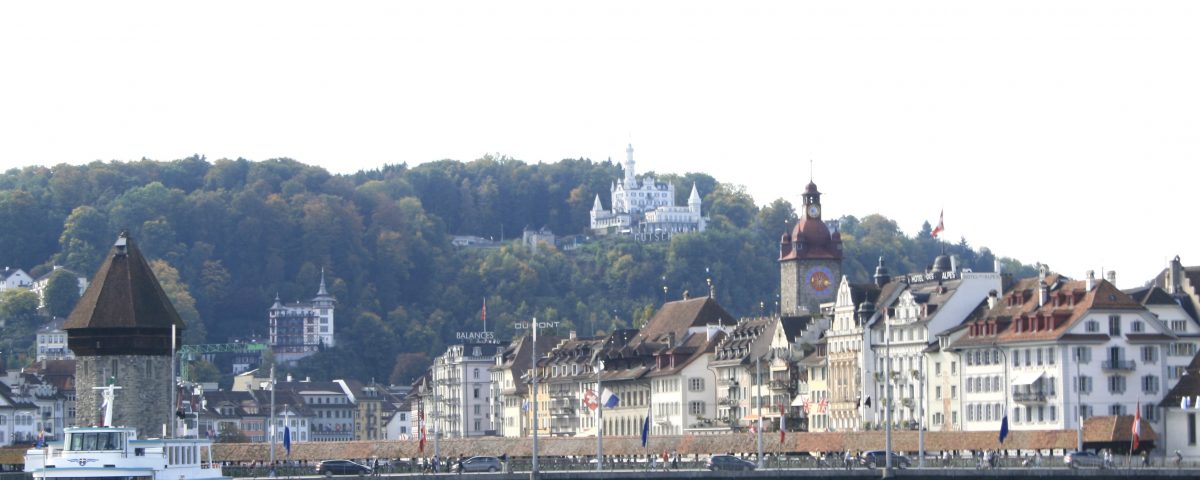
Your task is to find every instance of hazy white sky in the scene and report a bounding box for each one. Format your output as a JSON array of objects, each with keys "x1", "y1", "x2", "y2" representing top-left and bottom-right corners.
[{"x1": 2, "y1": 1, "x2": 1197, "y2": 287}]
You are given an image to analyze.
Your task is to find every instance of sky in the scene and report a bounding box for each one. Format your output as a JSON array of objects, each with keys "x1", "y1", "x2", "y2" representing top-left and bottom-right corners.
[{"x1": 1, "y1": 1, "x2": 1197, "y2": 288}]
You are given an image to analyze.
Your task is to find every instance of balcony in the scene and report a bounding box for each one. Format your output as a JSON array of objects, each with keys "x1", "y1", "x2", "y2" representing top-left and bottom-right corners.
[
  {"x1": 550, "y1": 406, "x2": 576, "y2": 416},
  {"x1": 718, "y1": 378, "x2": 739, "y2": 387},
  {"x1": 718, "y1": 398, "x2": 737, "y2": 407},
  {"x1": 769, "y1": 380, "x2": 789, "y2": 391},
  {"x1": 1102, "y1": 359, "x2": 1136, "y2": 371},
  {"x1": 1013, "y1": 391, "x2": 1047, "y2": 403}
]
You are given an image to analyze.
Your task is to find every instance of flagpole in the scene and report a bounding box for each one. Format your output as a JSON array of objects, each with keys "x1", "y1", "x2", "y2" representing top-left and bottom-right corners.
[
  {"x1": 269, "y1": 364, "x2": 276, "y2": 477},
  {"x1": 531, "y1": 317, "x2": 539, "y2": 474}
]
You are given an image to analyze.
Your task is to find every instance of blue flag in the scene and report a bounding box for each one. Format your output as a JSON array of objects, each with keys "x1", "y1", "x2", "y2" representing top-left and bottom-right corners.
[
  {"x1": 602, "y1": 388, "x2": 620, "y2": 408},
  {"x1": 283, "y1": 426, "x2": 291, "y2": 456},
  {"x1": 640, "y1": 406, "x2": 651, "y2": 448},
  {"x1": 998, "y1": 415, "x2": 1009, "y2": 444}
]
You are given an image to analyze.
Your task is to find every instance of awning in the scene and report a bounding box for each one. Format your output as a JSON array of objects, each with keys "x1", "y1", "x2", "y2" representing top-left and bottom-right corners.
[
  {"x1": 791, "y1": 394, "x2": 808, "y2": 407},
  {"x1": 1011, "y1": 371, "x2": 1045, "y2": 386}
]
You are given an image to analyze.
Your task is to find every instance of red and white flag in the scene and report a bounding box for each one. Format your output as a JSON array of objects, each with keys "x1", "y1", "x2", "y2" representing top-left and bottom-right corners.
[
  {"x1": 779, "y1": 403, "x2": 787, "y2": 443},
  {"x1": 931, "y1": 209, "x2": 944, "y2": 238},
  {"x1": 582, "y1": 389, "x2": 599, "y2": 411},
  {"x1": 1132, "y1": 401, "x2": 1142, "y2": 451}
]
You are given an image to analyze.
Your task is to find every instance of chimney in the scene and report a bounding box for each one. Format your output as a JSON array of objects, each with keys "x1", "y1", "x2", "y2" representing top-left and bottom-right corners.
[
  {"x1": 286, "y1": 374, "x2": 293, "y2": 382},
  {"x1": 1106, "y1": 271, "x2": 1116, "y2": 286},
  {"x1": 950, "y1": 255, "x2": 958, "y2": 273},
  {"x1": 994, "y1": 258, "x2": 1002, "y2": 274},
  {"x1": 1038, "y1": 281, "x2": 1049, "y2": 307},
  {"x1": 668, "y1": 332, "x2": 676, "y2": 348},
  {"x1": 1086, "y1": 270, "x2": 1095, "y2": 291},
  {"x1": 1170, "y1": 256, "x2": 1183, "y2": 293},
  {"x1": 987, "y1": 290, "x2": 999, "y2": 310},
  {"x1": 569, "y1": 330, "x2": 576, "y2": 340}
]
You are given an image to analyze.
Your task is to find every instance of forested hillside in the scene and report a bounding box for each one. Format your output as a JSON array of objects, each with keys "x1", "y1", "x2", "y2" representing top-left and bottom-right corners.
[{"x1": 0, "y1": 156, "x2": 1035, "y2": 384}]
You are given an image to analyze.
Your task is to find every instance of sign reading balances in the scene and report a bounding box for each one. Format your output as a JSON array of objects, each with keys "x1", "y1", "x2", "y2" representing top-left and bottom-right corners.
[{"x1": 455, "y1": 331, "x2": 499, "y2": 343}]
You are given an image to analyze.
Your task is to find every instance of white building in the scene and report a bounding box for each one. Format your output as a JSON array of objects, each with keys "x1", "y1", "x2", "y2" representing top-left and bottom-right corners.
[
  {"x1": 268, "y1": 271, "x2": 336, "y2": 364},
  {"x1": 951, "y1": 267, "x2": 1174, "y2": 442},
  {"x1": 35, "y1": 319, "x2": 74, "y2": 361},
  {"x1": 866, "y1": 256, "x2": 1002, "y2": 429},
  {"x1": 589, "y1": 144, "x2": 705, "y2": 241},
  {"x1": 0, "y1": 267, "x2": 33, "y2": 292},
  {"x1": 0, "y1": 383, "x2": 39, "y2": 446},
  {"x1": 431, "y1": 343, "x2": 506, "y2": 438}
]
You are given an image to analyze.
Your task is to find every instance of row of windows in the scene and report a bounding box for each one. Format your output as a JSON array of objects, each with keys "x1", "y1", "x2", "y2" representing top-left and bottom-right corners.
[
  {"x1": 0, "y1": 414, "x2": 36, "y2": 425},
  {"x1": 1012, "y1": 347, "x2": 1057, "y2": 367}
]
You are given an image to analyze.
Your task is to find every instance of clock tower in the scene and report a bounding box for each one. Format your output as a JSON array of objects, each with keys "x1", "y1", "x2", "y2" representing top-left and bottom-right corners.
[{"x1": 779, "y1": 181, "x2": 843, "y2": 315}]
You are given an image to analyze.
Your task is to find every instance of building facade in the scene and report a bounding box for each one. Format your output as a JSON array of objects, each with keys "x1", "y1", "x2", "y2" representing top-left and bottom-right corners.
[
  {"x1": 268, "y1": 271, "x2": 336, "y2": 364},
  {"x1": 589, "y1": 144, "x2": 705, "y2": 241}
]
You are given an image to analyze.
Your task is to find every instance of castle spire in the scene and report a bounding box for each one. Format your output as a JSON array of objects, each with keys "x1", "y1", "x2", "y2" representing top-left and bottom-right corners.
[
  {"x1": 623, "y1": 143, "x2": 636, "y2": 188},
  {"x1": 593, "y1": 194, "x2": 603, "y2": 212}
]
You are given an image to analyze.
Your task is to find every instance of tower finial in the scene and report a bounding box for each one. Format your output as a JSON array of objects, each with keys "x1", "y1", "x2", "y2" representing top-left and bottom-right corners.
[
  {"x1": 317, "y1": 268, "x2": 328, "y2": 296},
  {"x1": 809, "y1": 159, "x2": 813, "y2": 183}
]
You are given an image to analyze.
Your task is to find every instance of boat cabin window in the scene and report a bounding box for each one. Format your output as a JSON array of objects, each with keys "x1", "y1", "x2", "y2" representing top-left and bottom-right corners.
[{"x1": 67, "y1": 432, "x2": 125, "y2": 451}]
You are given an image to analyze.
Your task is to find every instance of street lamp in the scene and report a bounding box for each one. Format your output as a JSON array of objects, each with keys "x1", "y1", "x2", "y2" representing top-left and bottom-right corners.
[{"x1": 595, "y1": 359, "x2": 605, "y2": 471}]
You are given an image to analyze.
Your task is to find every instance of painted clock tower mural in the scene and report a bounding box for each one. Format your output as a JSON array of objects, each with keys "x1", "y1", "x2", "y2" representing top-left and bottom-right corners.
[{"x1": 779, "y1": 181, "x2": 843, "y2": 316}]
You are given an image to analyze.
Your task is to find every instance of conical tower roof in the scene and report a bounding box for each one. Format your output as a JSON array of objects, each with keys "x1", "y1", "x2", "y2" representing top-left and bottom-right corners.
[{"x1": 65, "y1": 232, "x2": 184, "y2": 333}]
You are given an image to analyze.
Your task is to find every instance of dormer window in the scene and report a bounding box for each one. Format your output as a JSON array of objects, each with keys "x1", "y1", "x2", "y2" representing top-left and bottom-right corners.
[{"x1": 1086, "y1": 320, "x2": 1099, "y2": 333}]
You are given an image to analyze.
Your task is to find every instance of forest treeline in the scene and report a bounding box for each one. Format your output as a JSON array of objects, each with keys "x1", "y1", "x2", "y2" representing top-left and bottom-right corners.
[{"x1": 0, "y1": 155, "x2": 1035, "y2": 384}]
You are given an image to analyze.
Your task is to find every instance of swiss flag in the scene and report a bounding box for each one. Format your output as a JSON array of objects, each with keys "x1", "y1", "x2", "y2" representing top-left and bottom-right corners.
[{"x1": 582, "y1": 389, "x2": 599, "y2": 411}]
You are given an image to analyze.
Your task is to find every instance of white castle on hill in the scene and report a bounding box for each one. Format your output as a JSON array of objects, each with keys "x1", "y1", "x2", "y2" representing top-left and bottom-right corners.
[{"x1": 589, "y1": 144, "x2": 706, "y2": 241}]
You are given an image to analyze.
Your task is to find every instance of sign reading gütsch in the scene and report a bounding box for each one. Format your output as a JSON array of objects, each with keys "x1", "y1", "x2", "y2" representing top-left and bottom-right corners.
[
  {"x1": 455, "y1": 331, "x2": 499, "y2": 343},
  {"x1": 513, "y1": 320, "x2": 561, "y2": 331}
]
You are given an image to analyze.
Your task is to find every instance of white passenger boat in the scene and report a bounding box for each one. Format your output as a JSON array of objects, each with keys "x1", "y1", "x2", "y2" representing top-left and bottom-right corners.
[{"x1": 23, "y1": 384, "x2": 229, "y2": 480}]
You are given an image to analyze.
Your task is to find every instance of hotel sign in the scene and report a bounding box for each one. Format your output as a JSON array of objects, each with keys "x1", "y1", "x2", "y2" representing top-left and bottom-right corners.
[{"x1": 455, "y1": 331, "x2": 499, "y2": 343}]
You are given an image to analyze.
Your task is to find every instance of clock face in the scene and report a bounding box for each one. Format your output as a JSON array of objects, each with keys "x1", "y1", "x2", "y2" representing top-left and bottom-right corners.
[
  {"x1": 807, "y1": 205, "x2": 820, "y2": 218},
  {"x1": 806, "y1": 266, "x2": 834, "y2": 296}
]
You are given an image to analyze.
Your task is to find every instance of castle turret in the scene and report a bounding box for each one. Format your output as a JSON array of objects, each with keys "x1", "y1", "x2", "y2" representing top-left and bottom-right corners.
[
  {"x1": 65, "y1": 232, "x2": 183, "y2": 434},
  {"x1": 688, "y1": 182, "x2": 702, "y2": 213}
]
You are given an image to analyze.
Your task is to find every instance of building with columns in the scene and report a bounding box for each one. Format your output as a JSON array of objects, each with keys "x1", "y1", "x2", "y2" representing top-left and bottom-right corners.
[{"x1": 589, "y1": 144, "x2": 705, "y2": 241}]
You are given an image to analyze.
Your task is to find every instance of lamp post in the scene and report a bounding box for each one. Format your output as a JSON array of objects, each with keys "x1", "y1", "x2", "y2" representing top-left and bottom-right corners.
[
  {"x1": 917, "y1": 358, "x2": 925, "y2": 468},
  {"x1": 268, "y1": 365, "x2": 276, "y2": 477},
  {"x1": 596, "y1": 359, "x2": 605, "y2": 471},
  {"x1": 993, "y1": 344, "x2": 1010, "y2": 452},
  {"x1": 1075, "y1": 347, "x2": 1084, "y2": 451},
  {"x1": 755, "y1": 354, "x2": 764, "y2": 469}
]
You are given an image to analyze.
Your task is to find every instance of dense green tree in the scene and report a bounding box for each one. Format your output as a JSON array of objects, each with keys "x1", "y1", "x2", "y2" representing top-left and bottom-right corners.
[
  {"x1": 43, "y1": 269, "x2": 82, "y2": 318},
  {"x1": 0, "y1": 155, "x2": 1040, "y2": 383},
  {"x1": 149, "y1": 259, "x2": 206, "y2": 344}
]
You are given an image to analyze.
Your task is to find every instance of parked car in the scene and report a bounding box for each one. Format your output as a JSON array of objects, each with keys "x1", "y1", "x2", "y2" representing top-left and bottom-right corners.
[
  {"x1": 706, "y1": 454, "x2": 756, "y2": 471},
  {"x1": 316, "y1": 459, "x2": 372, "y2": 476},
  {"x1": 453, "y1": 456, "x2": 502, "y2": 473},
  {"x1": 860, "y1": 450, "x2": 910, "y2": 469},
  {"x1": 1065, "y1": 451, "x2": 1104, "y2": 469}
]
